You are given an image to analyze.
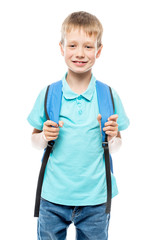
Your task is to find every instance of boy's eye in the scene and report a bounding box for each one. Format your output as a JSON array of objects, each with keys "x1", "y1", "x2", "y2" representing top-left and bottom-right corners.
[
  {"x1": 69, "y1": 45, "x2": 76, "y2": 48},
  {"x1": 85, "y1": 46, "x2": 92, "y2": 49}
]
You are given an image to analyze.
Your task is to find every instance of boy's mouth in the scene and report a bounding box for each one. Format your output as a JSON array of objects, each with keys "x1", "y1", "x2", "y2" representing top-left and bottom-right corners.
[
  {"x1": 72, "y1": 60, "x2": 88, "y2": 66},
  {"x1": 72, "y1": 61, "x2": 87, "y2": 63}
]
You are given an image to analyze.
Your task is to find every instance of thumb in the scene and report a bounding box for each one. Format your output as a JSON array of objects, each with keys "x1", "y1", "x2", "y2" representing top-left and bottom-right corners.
[
  {"x1": 97, "y1": 114, "x2": 102, "y2": 131},
  {"x1": 58, "y1": 120, "x2": 64, "y2": 127}
]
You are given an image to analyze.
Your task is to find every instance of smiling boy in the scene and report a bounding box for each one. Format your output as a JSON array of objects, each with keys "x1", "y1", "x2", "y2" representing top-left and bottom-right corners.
[{"x1": 28, "y1": 11, "x2": 129, "y2": 240}]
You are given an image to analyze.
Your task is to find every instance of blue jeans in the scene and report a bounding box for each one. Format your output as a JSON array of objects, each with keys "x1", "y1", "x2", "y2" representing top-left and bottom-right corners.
[{"x1": 37, "y1": 198, "x2": 110, "y2": 240}]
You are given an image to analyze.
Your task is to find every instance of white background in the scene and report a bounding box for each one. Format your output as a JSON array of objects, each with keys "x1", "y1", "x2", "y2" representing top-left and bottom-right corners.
[{"x1": 0, "y1": 0, "x2": 160, "y2": 239}]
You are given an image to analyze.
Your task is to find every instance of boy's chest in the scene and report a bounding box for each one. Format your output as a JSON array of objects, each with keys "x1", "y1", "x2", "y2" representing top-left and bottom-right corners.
[
  {"x1": 59, "y1": 93, "x2": 99, "y2": 126},
  {"x1": 53, "y1": 92, "x2": 103, "y2": 157}
]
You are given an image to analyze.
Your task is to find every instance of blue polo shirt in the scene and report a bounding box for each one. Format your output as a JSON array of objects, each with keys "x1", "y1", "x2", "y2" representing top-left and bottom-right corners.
[{"x1": 27, "y1": 73, "x2": 130, "y2": 206}]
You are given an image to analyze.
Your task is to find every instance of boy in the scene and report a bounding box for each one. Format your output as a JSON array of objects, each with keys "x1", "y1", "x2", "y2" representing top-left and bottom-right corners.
[{"x1": 28, "y1": 11, "x2": 129, "y2": 240}]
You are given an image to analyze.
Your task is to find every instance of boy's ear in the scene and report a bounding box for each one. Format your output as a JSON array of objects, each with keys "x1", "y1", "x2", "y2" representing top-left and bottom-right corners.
[
  {"x1": 96, "y1": 44, "x2": 103, "y2": 58},
  {"x1": 59, "y1": 41, "x2": 64, "y2": 56}
]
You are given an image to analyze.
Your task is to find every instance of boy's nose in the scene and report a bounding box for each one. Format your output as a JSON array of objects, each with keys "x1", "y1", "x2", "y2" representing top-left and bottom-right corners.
[{"x1": 76, "y1": 47, "x2": 85, "y2": 58}]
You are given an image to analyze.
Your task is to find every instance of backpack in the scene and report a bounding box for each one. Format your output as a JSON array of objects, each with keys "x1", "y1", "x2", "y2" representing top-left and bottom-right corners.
[{"x1": 34, "y1": 79, "x2": 115, "y2": 217}]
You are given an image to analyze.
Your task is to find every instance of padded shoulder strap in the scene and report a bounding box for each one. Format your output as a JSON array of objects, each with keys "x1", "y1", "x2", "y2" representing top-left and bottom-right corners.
[
  {"x1": 44, "y1": 80, "x2": 63, "y2": 123},
  {"x1": 96, "y1": 80, "x2": 114, "y2": 142}
]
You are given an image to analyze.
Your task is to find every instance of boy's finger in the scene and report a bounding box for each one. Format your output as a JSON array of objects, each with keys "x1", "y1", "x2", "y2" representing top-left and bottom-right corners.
[
  {"x1": 108, "y1": 114, "x2": 118, "y2": 121},
  {"x1": 105, "y1": 121, "x2": 118, "y2": 127},
  {"x1": 97, "y1": 114, "x2": 102, "y2": 122},
  {"x1": 45, "y1": 131, "x2": 59, "y2": 137},
  {"x1": 97, "y1": 114, "x2": 102, "y2": 131},
  {"x1": 58, "y1": 121, "x2": 64, "y2": 127},
  {"x1": 45, "y1": 120, "x2": 58, "y2": 127},
  {"x1": 44, "y1": 127, "x2": 59, "y2": 133}
]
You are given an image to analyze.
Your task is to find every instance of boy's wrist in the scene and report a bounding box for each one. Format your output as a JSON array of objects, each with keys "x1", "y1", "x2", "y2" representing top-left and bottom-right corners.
[
  {"x1": 109, "y1": 136, "x2": 122, "y2": 153},
  {"x1": 108, "y1": 136, "x2": 116, "y2": 143},
  {"x1": 42, "y1": 131, "x2": 48, "y2": 142},
  {"x1": 31, "y1": 131, "x2": 48, "y2": 150}
]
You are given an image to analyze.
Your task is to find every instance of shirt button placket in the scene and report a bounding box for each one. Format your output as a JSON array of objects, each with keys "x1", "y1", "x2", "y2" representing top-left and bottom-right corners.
[{"x1": 77, "y1": 96, "x2": 82, "y2": 114}]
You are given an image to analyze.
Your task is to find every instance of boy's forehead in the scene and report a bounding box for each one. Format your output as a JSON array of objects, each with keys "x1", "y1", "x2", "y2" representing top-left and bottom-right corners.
[{"x1": 65, "y1": 28, "x2": 97, "y2": 43}]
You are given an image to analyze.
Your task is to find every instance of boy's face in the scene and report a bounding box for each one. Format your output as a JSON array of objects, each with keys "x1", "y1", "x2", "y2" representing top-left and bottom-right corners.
[{"x1": 59, "y1": 28, "x2": 103, "y2": 74}]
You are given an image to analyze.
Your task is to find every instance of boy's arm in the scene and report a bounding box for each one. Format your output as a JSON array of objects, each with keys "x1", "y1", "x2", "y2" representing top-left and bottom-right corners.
[
  {"x1": 109, "y1": 131, "x2": 122, "y2": 153},
  {"x1": 32, "y1": 128, "x2": 42, "y2": 134},
  {"x1": 31, "y1": 128, "x2": 48, "y2": 150},
  {"x1": 117, "y1": 131, "x2": 121, "y2": 138},
  {"x1": 104, "y1": 115, "x2": 122, "y2": 153},
  {"x1": 31, "y1": 120, "x2": 64, "y2": 150}
]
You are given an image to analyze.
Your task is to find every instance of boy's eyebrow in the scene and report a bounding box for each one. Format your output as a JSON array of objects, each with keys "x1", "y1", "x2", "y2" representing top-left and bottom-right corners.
[
  {"x1": 84, "y1": 41, "x2": 95, "y2": 45},
  {"x1": 67, "y1": 40, "x2": 95, "y2": 45}
]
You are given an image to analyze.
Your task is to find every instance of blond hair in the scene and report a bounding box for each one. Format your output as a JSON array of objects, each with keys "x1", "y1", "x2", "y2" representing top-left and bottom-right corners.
[{"x1": 60, "y1": 11, "x2": 103, "y2": 49}]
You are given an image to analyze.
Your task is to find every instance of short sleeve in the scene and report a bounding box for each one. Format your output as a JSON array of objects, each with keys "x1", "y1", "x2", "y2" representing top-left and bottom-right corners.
[
  {"x1": 111, "y1": 88, "x2": 130, "y2": 131},
  {"x1": 27, "y1": 86, "x2": 48, "y2": 130}
]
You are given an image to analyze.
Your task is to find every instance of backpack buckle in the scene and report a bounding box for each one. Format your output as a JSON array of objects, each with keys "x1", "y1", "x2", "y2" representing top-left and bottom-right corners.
[
  {"x1": 102, "y1": 141, "x2": 109, "y2": 150},
  {"x1": 47, "y1": 141, "x2": 55, "y2": 149}
]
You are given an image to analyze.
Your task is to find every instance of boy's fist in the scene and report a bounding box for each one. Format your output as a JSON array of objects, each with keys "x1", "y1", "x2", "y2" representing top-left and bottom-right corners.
[
  {"x1": 97, "y1": 114, "x2": 118, "y2": 141},
  {"x1": 43, "y1": 120, "x2": 64, "y2": 141}
]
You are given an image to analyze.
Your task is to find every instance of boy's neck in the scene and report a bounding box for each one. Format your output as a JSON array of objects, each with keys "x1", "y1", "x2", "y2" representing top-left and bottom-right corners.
[{"x1": 66, "y1": 69, "x2": 92, "y2": 94}]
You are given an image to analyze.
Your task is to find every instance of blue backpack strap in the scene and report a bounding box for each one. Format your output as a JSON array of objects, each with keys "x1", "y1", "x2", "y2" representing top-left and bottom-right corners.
[
  {"x1": 45, "y1": 80, "x2": 63, "y2": 123},
  {"x1": 96, "y1": 80, "x2": 114, "y2": 172},
  {"x1": 34, "y1": 80, "x2": 63, "y2": 218},
  {"x1": 96, "y1": 80, "x2": 114, "y2": 142},
  {"x1": 96, "y1": 80, "x2": 115, "y2": 214}
]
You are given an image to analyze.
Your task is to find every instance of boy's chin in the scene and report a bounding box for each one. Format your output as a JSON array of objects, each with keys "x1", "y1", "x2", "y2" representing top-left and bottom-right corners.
[{"x1": 68, "y1": 67, "x2": 92, "y2": 75}]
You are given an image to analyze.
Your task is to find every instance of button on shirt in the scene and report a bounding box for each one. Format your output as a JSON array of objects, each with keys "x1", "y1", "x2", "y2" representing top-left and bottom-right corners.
[{"x1": 27, "y1": 73, "x2": 130, "y2": 206}]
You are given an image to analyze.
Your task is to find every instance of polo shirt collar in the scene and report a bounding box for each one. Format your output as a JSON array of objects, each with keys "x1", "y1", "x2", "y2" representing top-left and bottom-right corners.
[{"x1": 62, "y1": 72, "x2": 96, "y2": 101}]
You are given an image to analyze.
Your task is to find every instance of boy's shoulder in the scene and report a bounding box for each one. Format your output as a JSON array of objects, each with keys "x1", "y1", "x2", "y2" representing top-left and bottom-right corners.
[
  {"x1": 39, "y1": 78, "x2": 119, "y2": 100},
  {"x1": 37, "y1": 86, "x2": 48, "y2": 99}
]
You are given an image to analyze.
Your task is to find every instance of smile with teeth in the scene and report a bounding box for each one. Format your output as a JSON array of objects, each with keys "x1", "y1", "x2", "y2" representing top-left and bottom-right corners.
[
  {"x1": 73, "y1": 61, "x2": 87, "y2": 63},
  {"x1": 72, "y1": 60, "x2": 88, "y2": 67}
]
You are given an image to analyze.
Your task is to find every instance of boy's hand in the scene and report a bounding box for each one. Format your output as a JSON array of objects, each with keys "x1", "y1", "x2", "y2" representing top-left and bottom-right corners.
[
  {"x1": 97, "y1": 114, "x2": 118, "y2": 141},
  {"x1": 43, "y1": 120, "x2": 64, "y2": 141}
]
